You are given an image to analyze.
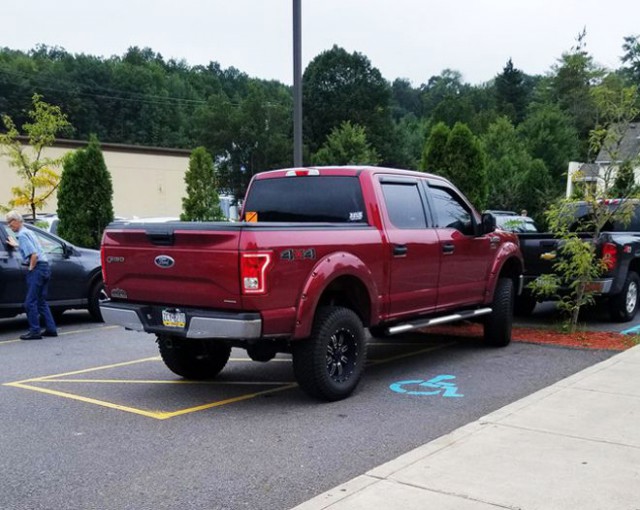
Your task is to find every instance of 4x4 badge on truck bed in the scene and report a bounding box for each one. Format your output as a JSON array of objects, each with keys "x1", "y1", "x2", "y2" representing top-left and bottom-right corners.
[
  {"x1": 155, "y1": 255, "x2": 175, "y2": 268},
  {"x1": 280, "y1": 248, "x2": 316, "y2": 261}
]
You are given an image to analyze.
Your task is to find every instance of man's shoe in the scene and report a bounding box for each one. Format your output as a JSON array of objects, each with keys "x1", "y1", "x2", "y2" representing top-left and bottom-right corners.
[
  {"x1": 41, "y1": 330, "x2": 58, "y2": 337},
  {"x1": 20, "y1": 332, "x2": 43, "y2": 340}
]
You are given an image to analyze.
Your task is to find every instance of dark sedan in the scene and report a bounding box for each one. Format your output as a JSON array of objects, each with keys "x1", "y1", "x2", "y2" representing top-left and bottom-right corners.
[{"x1": 0, "y1": 221, "x2": 105, "y2": 321}]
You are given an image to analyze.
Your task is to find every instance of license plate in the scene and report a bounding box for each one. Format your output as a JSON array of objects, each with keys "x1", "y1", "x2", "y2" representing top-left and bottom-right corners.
[{"x1": 162, "y1": 309, "x2": 186, "y2": 328}]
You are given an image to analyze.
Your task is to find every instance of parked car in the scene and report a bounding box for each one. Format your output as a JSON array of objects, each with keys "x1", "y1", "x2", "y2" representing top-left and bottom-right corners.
[
  {"x1": 23, "y1": 213, "x2": 60, "y2": 235},
  {"x1": 486, "y1": 211, "x2": 538, "y2": 233},
  {"x1": 516, "y1": 199, "x2": 640, "y2": 321},
  {"x1": 0, "y1": 221, "x2": 105, "y2": 321}
]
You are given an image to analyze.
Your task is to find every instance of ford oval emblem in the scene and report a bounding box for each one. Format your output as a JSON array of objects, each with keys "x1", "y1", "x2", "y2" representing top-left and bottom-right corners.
[{"x1": 154, "y1": 255, "x2": 175, "y2": 268}]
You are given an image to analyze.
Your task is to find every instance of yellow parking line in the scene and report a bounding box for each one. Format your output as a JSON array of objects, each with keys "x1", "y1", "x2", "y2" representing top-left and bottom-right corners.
[
  {"x1": 367, "y1": 342, "x2": 456, "y2": 365},
  {"x1": 5, "y1": 381, "x2": 170, "y2": 419},
  {"x1": 156, "y1": 384, "x2": 299, "y2": 419},
  {"x1": 12, "y1": 357, "x2": 161, "y2": 384},
  {"x1": 0, "y1": 325, "x2": 119, "y2": 345},
  {"x1": 3, "y1": 340, "x2": 457, "y2": 420},
  {"x1": 38, "y1": 379, "x2": 294, "y2": 385},
  {"x1": 5, "y1": 379, "x2": 299, "y2": 420}
]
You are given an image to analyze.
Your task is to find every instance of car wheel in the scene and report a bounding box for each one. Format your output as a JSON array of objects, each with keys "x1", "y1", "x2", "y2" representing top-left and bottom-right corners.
[
  {"x1": 157, "y1": 335, "x2": 231, "y2": 380},
  {"x1": 609, "y1": 271, "x2": 640, "y2": 322},
  {"x1": 88, "y1": 280, "x2": 108, "y2": 322},
  {"x1": 292, "y1": 306, "x2": 367, "y2": 401},
  {"x1": 484, "y1": 277, "x2": 514, "y2": 347}
]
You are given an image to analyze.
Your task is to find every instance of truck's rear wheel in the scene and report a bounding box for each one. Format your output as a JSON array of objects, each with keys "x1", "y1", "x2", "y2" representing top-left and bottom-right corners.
[
  {"x1": 609, "y1": 271, "x2": 640, "y2": 322},
  {"x1": 292, "y1": 306, "x2": 367, "y2": 401},
  {"x1": 157, "y1": 335, "x2": 231, "y2": 379},
  {"x1": 483, "y1": 277, "x2": 514, "y2": 347}
]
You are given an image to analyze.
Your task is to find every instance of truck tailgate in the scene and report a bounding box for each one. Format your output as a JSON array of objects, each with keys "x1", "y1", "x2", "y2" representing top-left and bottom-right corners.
[{"x1": 102, "y1": 224, "x2": 241, "y2": 309}]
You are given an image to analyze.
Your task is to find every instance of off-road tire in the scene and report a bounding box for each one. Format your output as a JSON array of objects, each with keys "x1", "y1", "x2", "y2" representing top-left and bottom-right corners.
[
  {"x1": 88, "y1": 279, "x2": 107, "y2": 322},
  {"x1": 484, "y1": 278, "x2": 514, "y2": 347},
  {"x1": 609, "y1": 271, "x2": 640, "y2": 322},
  {"x1": 292, "y1": 306, "x2": 367, "y2": 401},
  {"x1": 157, "y1": 335, "x2": 231, "y2": 380}
]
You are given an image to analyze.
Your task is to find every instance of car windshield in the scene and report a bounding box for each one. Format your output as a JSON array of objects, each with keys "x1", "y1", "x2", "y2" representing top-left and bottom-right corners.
[{"x1": 495, "y1": 215, "x2": 538, "y2": 233}]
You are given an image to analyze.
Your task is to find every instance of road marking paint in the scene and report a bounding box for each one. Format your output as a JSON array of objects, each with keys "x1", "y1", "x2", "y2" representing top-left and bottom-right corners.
[
  {"x1": 0, "y1": 325, "x2": 119, "y2": 345},
  {"x1": 367, "y1": 342, "x2": 456, "y2": 366},
  {"x1": 3, "y1": 340, "x2": 457, "y2": 419},
  {"x1": 390, "y1": 374, "x2": 464, "y2": 397},
  {"x1": 10, "y1": 357, "x2": 162, "y2": 384},
  {"x1": 5, "y1": 379, "x2": 299, "y2": 420},
  {"x1": 38, "y1": 379, "x2": 295, "y2": 385},
  {"x1": 621, "y1": 324, "x2": 640, "y2": 335}
]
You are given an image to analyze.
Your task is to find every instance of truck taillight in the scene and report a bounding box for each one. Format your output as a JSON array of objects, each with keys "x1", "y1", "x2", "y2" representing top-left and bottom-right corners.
[
  {"x1": 240, "y1": 252, "x2": 272, "y2": 294},
  {"x1": 602, "y1": 242, "x2": 617, "y2": 271},
  {"x1": 100, "y1": 246, "x2": 108, "y2": 286}
]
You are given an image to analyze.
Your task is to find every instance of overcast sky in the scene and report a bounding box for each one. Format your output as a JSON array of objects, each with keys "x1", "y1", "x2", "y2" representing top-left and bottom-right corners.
[{"x1": 4, "y1": 1, "x2": 640, "y2": 86}]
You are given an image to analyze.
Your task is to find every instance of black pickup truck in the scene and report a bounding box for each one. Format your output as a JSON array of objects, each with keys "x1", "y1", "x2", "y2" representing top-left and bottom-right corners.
[
  {"x1": 0, "y1": 221, "x2": 105, "y2": 320},
  {"x1": 516, "y1": 200, "x2": 640, "y2": 322}
]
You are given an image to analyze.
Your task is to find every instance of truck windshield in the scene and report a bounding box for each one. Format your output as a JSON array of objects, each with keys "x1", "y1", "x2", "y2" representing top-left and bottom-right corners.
[{"x1": 243, "y1": 176, "x2": 367, "y2": 223}]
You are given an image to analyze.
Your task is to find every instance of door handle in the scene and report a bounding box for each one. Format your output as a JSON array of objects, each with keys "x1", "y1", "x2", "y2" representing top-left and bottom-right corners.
[
  {"x1": 442, "y1": 243, "x2": 455, "y2": 255},
  {"x1": 393, "y1": 244, "x2": 408, "y2": 256}
]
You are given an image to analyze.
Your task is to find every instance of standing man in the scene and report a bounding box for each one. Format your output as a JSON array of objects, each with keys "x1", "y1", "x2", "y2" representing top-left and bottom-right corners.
[{"x1": 5, "y1": 211, "x2": 58, "y2": 340}]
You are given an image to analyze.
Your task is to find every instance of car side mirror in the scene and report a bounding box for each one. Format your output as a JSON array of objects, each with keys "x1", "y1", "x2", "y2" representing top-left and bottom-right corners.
[{"x1": 481, "y1": 213, "x2": 496, "y2": 235}]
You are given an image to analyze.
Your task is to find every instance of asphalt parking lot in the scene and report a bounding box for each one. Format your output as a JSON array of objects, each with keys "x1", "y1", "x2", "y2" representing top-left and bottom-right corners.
[{"x1": 0, "y1": 309, "x2": 623, "y2": 510}]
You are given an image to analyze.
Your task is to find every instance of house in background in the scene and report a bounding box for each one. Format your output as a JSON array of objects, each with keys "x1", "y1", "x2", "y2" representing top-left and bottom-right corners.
[{"x1": 566, "y1": 122, "x2": 640, "y2": 197}]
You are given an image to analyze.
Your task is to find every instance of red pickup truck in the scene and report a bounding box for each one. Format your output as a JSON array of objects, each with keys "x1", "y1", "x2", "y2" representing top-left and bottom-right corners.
[{"x1": 100, "y1": 166, "x2": 523, "y2": 400}]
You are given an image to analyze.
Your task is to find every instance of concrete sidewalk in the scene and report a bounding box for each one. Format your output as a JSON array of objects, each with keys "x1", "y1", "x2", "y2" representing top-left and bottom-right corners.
[{"x1": 292, "y1": 345, "x2": 640, "y2": 510}]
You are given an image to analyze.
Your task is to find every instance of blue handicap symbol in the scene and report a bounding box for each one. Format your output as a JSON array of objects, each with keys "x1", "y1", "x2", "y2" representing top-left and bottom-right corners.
[{"x1": 389, "y1": 374, "x2": 463, "y2": 397}]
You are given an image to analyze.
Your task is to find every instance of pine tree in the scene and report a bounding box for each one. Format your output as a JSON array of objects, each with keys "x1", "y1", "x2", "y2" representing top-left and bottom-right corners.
[
  {"x1": 420, "y1": 122, "x2": 450, "y2": 174},
  {"x1": 444, "y1": 123, "x2": 488, "y2": 209},
  {"x1": 181, "y1": 147, "x2": 223, "y2": 221},
  {"x1": 57, "y1": 136, "x2": 114, "y2": 249}
]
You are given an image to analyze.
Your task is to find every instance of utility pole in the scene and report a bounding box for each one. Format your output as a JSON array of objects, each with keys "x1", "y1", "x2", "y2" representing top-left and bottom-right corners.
[{"x1": 293, "y1": 0, "x2": 302, "y2": 167}]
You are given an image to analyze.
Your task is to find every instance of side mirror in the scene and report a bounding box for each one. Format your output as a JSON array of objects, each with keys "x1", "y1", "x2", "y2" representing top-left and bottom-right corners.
[{"x1": 481, "y1": 213, "x2": 496, "y2": 235}]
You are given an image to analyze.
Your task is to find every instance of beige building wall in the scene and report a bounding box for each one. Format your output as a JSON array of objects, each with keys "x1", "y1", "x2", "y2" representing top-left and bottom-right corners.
[{"x1": 1, "y1": 140, "x2": 190, "y2": 218}]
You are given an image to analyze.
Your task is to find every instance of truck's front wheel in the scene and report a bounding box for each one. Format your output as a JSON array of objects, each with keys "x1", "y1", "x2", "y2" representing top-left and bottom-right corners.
[
  {"x1": 292, "y1": 306, "x2": 367, "y2": 401},
  {"x1": 157, "y1": 335, "x2": 231, "y2": 379},
  {"x1": 609, "y1": 271, "x2": 640, "y2": 322},
  {"x1": 483, "y1": 277, "x2": 514, "y2": 347}
]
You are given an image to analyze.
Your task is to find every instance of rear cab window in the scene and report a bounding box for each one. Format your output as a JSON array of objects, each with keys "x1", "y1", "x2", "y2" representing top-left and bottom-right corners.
[{"x1": 242, "y1": 176, "x2": 367, "y2": 223}]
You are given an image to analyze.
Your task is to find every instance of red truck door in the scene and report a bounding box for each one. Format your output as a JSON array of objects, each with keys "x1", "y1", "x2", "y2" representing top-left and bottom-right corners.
[
  {"x1": 427, "y1": 184, "x2": 493, "y2": 309},
  {"x1": 377, "y1": 176, "x2": 441, "y2": 318}
]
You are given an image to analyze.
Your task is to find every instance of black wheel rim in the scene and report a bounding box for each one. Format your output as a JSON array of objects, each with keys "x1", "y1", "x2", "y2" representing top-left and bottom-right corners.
[{"x1": 326, "y1": 327, "x2": 358, "y2": 382}]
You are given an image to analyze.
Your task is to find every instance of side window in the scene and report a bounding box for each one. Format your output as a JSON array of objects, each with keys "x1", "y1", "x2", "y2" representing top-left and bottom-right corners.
[
  {"x1": 381, "y1": 182, "x2": 427, "y2": 229},
  {"x1": 31, "y1": 229, "x2": 64, "y2": 255},
  {"x1": 429, "y1": 186, "x2": 474, "y2": 236}
]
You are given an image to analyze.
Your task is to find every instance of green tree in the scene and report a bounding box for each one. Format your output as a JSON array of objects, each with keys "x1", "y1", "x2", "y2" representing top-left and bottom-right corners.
[
  {"x1": 444, "y1": 122, "x2": 488, "y2": 209},
  {"x1": 494, "y1": 58, "x2": 529, "y2": 124},
  {"x1": 181, "y1": 147, "x2": 223, "y2": 221},
  {"x1": 547, "y1": 29, "x2": 603, "y2": 158},
  {"x1": 621, "y1": 34, "x2": 640, "y2": 85},
  {"x1": 518, "y1": 104, "x2": 580, "y2": 195},
  {"x1": 302, "y1": 45, "x2": 394, "y2": 163},
  {"x1": 0, "y1": 93, "x2": 71, "y2": 218},
  {"x1": 420, "y1": 122, "x2": 450, "y2": 173},
  {"x1": 311, "y1": 121, "x2": 380, "y2": 166},
  {"x1": 57, "y1": 136, "x2": 114, "y2": 248},
  {"x1": 482, "y1": 117, "x2": 552, "y2": 218}
]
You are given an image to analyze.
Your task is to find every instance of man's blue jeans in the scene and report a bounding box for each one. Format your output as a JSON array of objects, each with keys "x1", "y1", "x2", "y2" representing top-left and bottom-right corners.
[{"x1": 24, "y1": 263, "x2": 57, "y2": 334}]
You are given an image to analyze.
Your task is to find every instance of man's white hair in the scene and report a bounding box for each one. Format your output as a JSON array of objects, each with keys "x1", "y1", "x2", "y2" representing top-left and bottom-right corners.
[{"x1": 5, "y1": 210, "x2": 23, "y2": 223}]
